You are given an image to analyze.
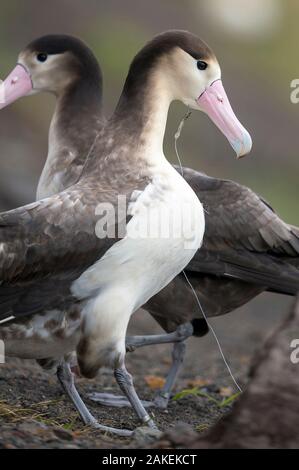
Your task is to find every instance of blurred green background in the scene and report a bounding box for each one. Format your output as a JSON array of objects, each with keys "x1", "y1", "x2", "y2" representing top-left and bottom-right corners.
[
  {"x1": 0, "y1": 0, "x2": 298, "y2": 383},
  {"x1": 0, "y1": 0, "x2": 298, "y2": 223}
]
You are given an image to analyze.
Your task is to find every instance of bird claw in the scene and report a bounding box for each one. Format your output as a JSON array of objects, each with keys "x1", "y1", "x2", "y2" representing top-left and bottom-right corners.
[
  {"x1": 87, "y1": 392, "x2": 154, "y2": 409},
  {"x1": 153, "y1": 393, "x2": 170, "y2": 410},
  {"x1": 88, "y1": 391, "x2": 170, "y2": 410},
  {"x1": 91, "y1": 421, "x2": 134, "y2": 437}
]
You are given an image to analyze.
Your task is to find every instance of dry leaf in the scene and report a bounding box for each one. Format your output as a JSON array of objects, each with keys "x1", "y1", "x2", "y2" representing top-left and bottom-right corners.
[
  {"x1": 144, "y1": 375, "x2": 166, "y2": 390},
  {"x1": 187, "y1": 377, "x2": 211, "y2": 388},
  {"x1": 219, "y1": 386, "x2": 233, "y2": 397}
]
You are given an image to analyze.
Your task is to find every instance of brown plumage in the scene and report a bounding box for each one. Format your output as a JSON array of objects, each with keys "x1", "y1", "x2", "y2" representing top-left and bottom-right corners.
[
  {"x1": 1, "y1": 31, "x2": 298, "y2": 423},
  {"x1": 0, "y1": 33, "x2": 298, "y2": 362}
]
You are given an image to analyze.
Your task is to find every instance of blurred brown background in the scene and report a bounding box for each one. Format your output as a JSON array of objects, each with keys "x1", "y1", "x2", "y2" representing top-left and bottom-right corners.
[{"x1": 0, "y1": 0, "x2": 298, "y2": 383}]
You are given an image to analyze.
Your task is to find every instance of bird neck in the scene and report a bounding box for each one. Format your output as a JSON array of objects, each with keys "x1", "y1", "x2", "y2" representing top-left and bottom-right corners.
[
  {"x1": 53, "y1": 77, "x2": 104, "y2": 148},
  {"x1": 110, "y1": 70, "x2": 173, "y2": 164},
  {"x1": 37, "y1": 78, "x2": 104, "y2": 199}
]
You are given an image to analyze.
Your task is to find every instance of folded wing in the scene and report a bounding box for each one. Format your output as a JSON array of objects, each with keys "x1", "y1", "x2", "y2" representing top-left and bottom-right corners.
[
  {"x1": 0, "y1": 186, "x2": 121, "y2": 320},
  {"x1": 183, "y1": 167, "x2": 299, "y2": 295}
]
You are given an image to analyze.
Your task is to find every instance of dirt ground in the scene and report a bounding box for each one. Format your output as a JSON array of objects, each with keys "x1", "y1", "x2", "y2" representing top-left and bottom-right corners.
[{"x1": 0, "y1": 293, "x2": 292, "y2": 449}]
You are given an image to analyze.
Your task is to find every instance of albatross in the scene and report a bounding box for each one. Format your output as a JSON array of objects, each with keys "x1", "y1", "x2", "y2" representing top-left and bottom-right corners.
[
  {"x1": 6, "y1": 36, "x2": 297, "y2": 414},
  {"x1": 0, "y1": 31, "x2": 252, "y2": 432},
  {"x1": 89, "y1": 169, "x2": 299, "y2": 410}
]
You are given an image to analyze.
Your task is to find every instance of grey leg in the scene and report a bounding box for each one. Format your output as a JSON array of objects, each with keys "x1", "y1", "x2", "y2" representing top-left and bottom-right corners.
[
  {"x1": 88, "y1": 323, "x2": 193, "y2": 410},
  {"x1": 88, "y1": 343, "x2": 187, "y2": 410},
  {"x1": 56, "y1": 361, "x2": 133, "y2": 437},
  {"x1": 154, "y1": 341, "x2": 187, "y2": 409},
  {"x1": 114, "y1": 364, "x2": 157, "y2": 429},
  {"x1": 126, "y1": 322, "x2": 193, "y2": 351}
]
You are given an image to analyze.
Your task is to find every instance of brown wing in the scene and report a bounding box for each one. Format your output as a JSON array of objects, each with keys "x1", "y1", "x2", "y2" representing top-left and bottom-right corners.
[
  {"x1": 145, "y1": 273, "x2": 264, "y2": 332},
  {"x1": 181, "y1": 167, "x2": 299, "y2": 294},
  {"x1": 0, "y1": 184, "x2": 131, "y2": 320}
]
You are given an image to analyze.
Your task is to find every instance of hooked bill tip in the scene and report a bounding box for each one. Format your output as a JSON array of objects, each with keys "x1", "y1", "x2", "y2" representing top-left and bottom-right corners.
[{"x1": 231, "y1": 130, "x2": 252, "y2": 159}]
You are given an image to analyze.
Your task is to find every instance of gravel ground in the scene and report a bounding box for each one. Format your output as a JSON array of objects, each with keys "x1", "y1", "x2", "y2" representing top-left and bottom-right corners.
[{"x1": 0, "y1": 293, "x2": 292, "y2": 448}]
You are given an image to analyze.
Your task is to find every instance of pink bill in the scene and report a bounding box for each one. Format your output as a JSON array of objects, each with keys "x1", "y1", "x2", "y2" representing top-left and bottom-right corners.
[
  {"x1": 197, "y1": 80, "x2": 252, "y2": 158},
  {"x1": 0, "y1": 64, "x2": 32, "y2": 109}
]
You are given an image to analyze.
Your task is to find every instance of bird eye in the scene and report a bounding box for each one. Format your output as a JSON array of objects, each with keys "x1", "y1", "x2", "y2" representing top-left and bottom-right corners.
[
  {"x1": 37, "y1": 53, "x2": 48, "y2": 63},
  {"x1": 197, "y1": 60, "x2": 208, "y2": 71}
]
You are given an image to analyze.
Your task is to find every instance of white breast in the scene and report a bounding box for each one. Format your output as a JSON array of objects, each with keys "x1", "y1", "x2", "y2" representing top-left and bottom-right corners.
[
  {"x1": 72, "y1": 161, "x2": 205, "y2": 369},
  {"x1": 73, "y1": 162, "x2": 204, "y2": 308}
]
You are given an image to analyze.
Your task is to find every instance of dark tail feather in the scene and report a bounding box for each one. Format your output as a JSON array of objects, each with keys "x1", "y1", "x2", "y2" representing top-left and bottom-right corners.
[{"x1": 187, "y1": 255, "x2": 299, "y2": 296}]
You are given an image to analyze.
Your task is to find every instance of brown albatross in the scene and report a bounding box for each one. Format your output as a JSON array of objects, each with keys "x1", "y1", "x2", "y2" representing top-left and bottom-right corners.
[
  {"x1": 0, "y1": 35, "x2": 118, "y2": 432},
  {"x1": 0, "y1": 31, "x2": 252, "y2": 432},
  {"x1": 2, "y1": 32, "x2": 298, "y2": 418}
]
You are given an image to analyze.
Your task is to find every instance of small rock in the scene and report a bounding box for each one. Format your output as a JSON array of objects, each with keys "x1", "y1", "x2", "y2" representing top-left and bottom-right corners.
[
  {"x1": 153, "y1": 422, "x2": 197, "y2": 448},
  {"x1": 53, "y1": 428, "x2": 74, "y2": 441},
  {"x1": 133, "y1": 426, "x2": 163, "y2": 446}
]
